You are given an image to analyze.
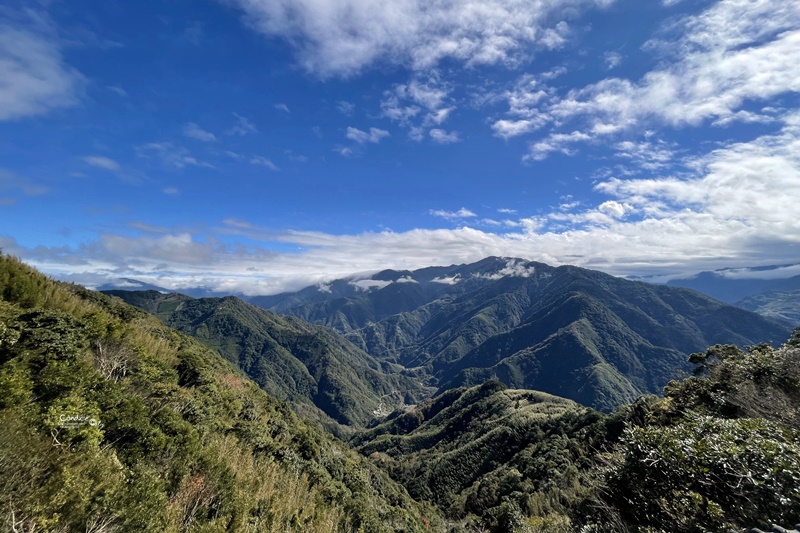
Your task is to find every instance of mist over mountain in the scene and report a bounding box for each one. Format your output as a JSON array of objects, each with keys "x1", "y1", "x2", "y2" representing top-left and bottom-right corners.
[
  {"x1": 666, "y1": 265, "x2": 800, "y2": 303},
  {"x1": 252, "y1": 257, "x2": 791, "y2": 412}
]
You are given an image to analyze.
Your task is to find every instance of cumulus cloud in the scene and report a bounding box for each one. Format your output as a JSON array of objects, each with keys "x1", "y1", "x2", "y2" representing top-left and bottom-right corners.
[
  {"x1": 494, "y1": 0, "x2": 800, "y2": 157},
  {"x1": 0, "y1": 23, "x2": 84, "y2": 120},
  {"x1": 380, "y1": 77, "x2": 459, "y2": 139},
  {"x1": 230, "y1": 0, "x2": 613, "y2": 77}
]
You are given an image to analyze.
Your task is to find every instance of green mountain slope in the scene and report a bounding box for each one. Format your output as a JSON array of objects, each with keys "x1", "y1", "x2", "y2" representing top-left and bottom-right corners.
[
  {"x1": 103, "y1": 290, "x2": 430, "y2": 430},
  {"x1": 353, "y1": 336, "x2": 800, "y2": 532},
  {"x1": 0, "y1": 255, "x2": 444, "y2": 532},
  {"x1": 255, "y1": 258, "x2": 791, "y2": 411},
  {"x1": 352, "y1": 381, "x2": 602, "y2": 528}
]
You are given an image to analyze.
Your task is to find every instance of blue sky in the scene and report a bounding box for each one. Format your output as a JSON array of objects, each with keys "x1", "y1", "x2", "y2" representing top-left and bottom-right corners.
[{"x1": 2, "y1": 0, "x2": 800, "y2": 294}]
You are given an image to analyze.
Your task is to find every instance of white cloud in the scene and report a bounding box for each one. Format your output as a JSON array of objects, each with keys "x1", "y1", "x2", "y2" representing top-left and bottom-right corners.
[
  {"x1": 227, "y1": 113, "x2": 258, "y2": 135},
  {"x1": 476, "y1": 258, "x2": 537, "y2": 280},
  {"x1": 491, "y1": 0, "x2": 800, "y2": 161},
  {"x1": 429, "y1": 128, "x2": 460, "y2": 143},
  {"x1": 183, "y1": 122, "x2": 217, "y2": 142},
  {"x1": 431, "y1": 274, "x2": 461, "y2": 285},
  {"x1": 107, "y1": 86, "x2": 127, "y2": 97},
  {"x1": 492, "y1": 118, "x2": 546, "y2": 139},
  {"x1": 429, "y1": 207, "x2": 477, "y2": 220},
  {"x1": 317, "y1": 282, "x2": 332, "y2": 293},
  {"x1": 614, "y1": 139, "x2": 676, "y2": 171},
  {"x1": 83, "y1": 156, "x2": 120, "y2": 171},
  {"x1": 231, "y1": 0, "x2": 614, "y2": 77},
  {"x1": 380, "y1": 76, "x2": 458, "y2": 139},
  {"x1": 346, "y1": 126, "x2": 390, "y2": 144},
  {"x1": 336, "y1": 101, "x2": 355, "y2": 115},
  {"x1": 274, "y1": 103, "x2": 290, "y2": 113},
  {"x1": 137, "y1": 143, "x2": 214, "y2": 168},
  {"x1": 334, "y1": 146, "x2": 354, "y2": 157},
  {"x1": 527, "y1": 131, "x2": 591, "y2": 160},
  {"x1": 250, "y1": 156, "x2": 279, "y2": 170},
  {"x1": 13, "y1": 111, "x2": 800, "y2": 295},
  {"x1": 349, "y1": 279, "x2": 392, "y2": 291},
  {"x1": 603, "y1": 51, "x2": 622, "y2": 69},
  {"x1": 0, "y1": 24, "x2": 84, "y2": 120},
  {"x1": 497, "y1": 208, "x2": 517, "y2": 214},
  {"x1": 562, "y1": 0, "x2": 798, "y2": 134}
]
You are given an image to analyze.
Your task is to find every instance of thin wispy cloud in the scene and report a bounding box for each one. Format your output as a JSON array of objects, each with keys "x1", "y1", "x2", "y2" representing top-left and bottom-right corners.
[
  {"x1": 227, "y1": 113, "x2": 258, "y2": 135},
  {"x1": 430, "y1": 208, "x2": 477, "y2": 220},
  {"x1": 83, "y1": 156, "x2": 120, "y2": 171},
  {"x1": 183, "y1": 122, "x2": 217, "y2": 142},
  {"x1": 137, "y1": 143, "x2": 214, "y2": 169},
  {"x1": 346, "y1": 127, "x2": 390, "y2": 144},
  {"x1": 0, "y1": 22, "x2": 84, "y2": 120},
  {"x1": 250, "y1": 156, "x2": 279, "y2": 170}
]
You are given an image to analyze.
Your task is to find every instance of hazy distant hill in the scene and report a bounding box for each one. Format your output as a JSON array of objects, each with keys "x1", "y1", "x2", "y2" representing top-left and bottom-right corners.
[
  {"x1": 255, "y1": 257, "x2": 791, "y2": 411},
  {"x1": 736, "y1": 289, "x2": 800, "y2": 325},
  {"x1": 665, "y1": 265, "x2": 800, "y2": 302},
  {"x1": 104, "y1": 290, "x2": 430, "y2": 430}
]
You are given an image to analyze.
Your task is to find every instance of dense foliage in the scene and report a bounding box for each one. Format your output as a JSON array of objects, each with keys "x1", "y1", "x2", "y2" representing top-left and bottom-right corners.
[
  {"x1": 0, "y1": 255, "x2": 444, "y2": 532},
  {"x1": 105, "y1": 290, "x2": 429, "y2": 433},
  {"x1": 352, "y1": 338, "x2": 800, "y2": 532}
]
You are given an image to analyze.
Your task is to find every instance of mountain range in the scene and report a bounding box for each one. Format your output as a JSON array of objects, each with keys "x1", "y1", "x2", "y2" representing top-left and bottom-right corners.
[
  {"x1": 4, "y1": 254, "x2": 800, "y2": 532},
  {"x1": 251, "y1": 257, "x2": 791, "y2": 412}
]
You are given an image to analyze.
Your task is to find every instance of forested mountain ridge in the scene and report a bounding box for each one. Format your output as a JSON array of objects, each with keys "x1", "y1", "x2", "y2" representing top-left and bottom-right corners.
[
  {"x1": 353, "y1": 338, "x2": 800, "y2": 532},
  {"x1": 0, "y1": 254, "x2": 445, "y2": 532},
  {"x1": 3, "y1": 254, "x2": 800, "y2": 532},
  {"x1": 252, "y1": 257, "x2": 791, "y2": 411},
  {"x1": 103, "y1": 290, "x2": 430, "y2": 431}
]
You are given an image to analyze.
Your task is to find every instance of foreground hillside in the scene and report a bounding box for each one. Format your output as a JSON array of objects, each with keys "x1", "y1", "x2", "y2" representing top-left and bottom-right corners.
[
  {"x1": 0, "y1": 255, "x2": 444, "y2": 532},
  {"x1": 103, "y1": 290, "x2": 430, "y2": 432},
  {"x1": 354, "y1": 339, "x2": 800, "y2": 532},
  {"x1": 254, "y1": 257, "x2": 791, "y2": 411}
]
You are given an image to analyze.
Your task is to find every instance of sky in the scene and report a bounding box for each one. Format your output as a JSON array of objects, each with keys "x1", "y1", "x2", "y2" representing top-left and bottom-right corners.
[{"x1": 1, "y1": 0, "x2": 800, "y2": 295}]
